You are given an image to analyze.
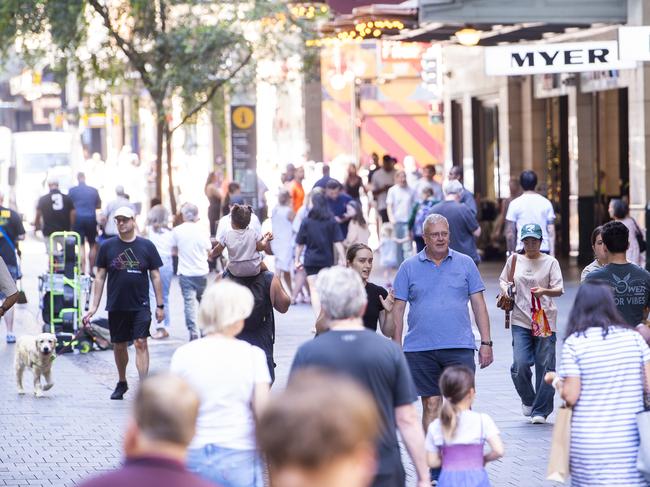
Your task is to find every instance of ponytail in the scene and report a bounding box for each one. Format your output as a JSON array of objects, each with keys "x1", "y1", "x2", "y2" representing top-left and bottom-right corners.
[{"x1": 439, "y1": 398, "x2": 460, "y2": 441}]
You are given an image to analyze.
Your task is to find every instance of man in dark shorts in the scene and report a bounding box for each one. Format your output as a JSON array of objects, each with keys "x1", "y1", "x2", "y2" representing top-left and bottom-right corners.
[
  {"x1": 69, "y1": 172, "x2": 101, "y2": 274},
  {"x1": 291, "y1": 267, "x2": 430, "y2": 487},
  {"x1": 393, "y1": 213, "x2": 493, "y2": 433},
  {"x1": 34, "y1": 177, "x2": 75, "y2": 249},
  {"x1": 84, "y1": 206, "x2": 164, "y2": 400}
]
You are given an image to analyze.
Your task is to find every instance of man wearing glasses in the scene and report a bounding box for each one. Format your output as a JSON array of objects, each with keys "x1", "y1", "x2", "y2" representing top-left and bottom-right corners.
[
  {"x1": 84, "y1": 206, "x2": 165, "y2": 400},
  {"x1": 392, "y1": 213, "x2": 493, "y2": 435}
]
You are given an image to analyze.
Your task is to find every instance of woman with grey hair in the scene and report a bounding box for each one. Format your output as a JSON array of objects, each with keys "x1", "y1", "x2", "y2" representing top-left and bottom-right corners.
[
  {"x1": 145, "y1": 205, "x2": 173, "y2": 339},
  {"x1": 170, "y1": 280, "x2": 271, "y2": 487}
]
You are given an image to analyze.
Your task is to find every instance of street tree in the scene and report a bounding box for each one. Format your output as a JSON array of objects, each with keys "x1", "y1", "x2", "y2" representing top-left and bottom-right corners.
[{"x1": 0, "y1": 0, "x2": 301, "y2": 212}]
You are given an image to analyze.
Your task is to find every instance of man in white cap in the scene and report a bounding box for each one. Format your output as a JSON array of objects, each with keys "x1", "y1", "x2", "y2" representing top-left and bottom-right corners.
[
  {"x1": 34, "y1": 176, "x2": 75, "y2": 241},
  {"x1": 172, "y1": 203, "x2": 212, "y2": 341},
  {"x1": 84, "y1": 206, "x2": 165, "y2": 400}
]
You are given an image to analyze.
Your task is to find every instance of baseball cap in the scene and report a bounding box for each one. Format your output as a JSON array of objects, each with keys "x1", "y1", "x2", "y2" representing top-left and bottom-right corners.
[
  {"x1": 520, "y1": 223, "x2": 543, "y2": 240},
  {"x1": 114, "y1": 206, "x2": 135, "y2": 219}
]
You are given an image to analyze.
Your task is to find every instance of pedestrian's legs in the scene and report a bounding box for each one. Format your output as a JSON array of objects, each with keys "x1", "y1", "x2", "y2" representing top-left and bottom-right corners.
[
  {"x1": 133, "y1": 338, "x2": 149, "y2": 379},
  {"x1": 394, "y1": 222, "x2": 407, "y2": 264},
  {"x1": 510, "y1": 325, "x2": 536, "y2": 408},
  {"x1": 306, "y1": 274, "x2": 320, "y2": 316},
  {"x1": 113, "y1": 342, "x2": 129, "y2": 382},
  {"x1": 291, "y1": 268, "x2": 308, "y2": 303},
  {"x1": 79, "y1": 242, "x2": 87, "y2": 274},
  {"x1": 179, "y1": 275, "x2": 199, "y2": 338},
  {"x1": 531, "y1": 333, "x2": 556, "y2": 417},
  {"x1": 194, "y1": 275, "x2": 207, "y2": 303},
  {"x1": 421, "y1": 395, "x2": 442, "y2": 431},
  {"x1": 4, "y1": 306, "x2": 14, "y2": 335},
  {"x1": 160, "y1": 265, "x2": 173, "y2": 328},
  {"x1": 89, "y1": 243, "x2": 98, "y2": 273}
]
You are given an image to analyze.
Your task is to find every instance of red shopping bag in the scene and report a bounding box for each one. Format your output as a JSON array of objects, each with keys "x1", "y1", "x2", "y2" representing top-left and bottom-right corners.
[{"x1": 531, "y1": 292, "x2": 553, "y2": 337}]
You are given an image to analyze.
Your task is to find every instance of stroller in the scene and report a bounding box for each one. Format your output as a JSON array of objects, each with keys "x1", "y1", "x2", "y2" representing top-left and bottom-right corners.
[{"x1": 39, "y1": 232, "x2": 95, "y2": 354}]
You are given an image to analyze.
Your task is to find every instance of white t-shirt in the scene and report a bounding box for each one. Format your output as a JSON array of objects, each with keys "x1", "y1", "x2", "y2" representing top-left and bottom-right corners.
[
  {"x1": 220, "y1": 227, "x2": 262, "y2": 277},
  {"x1": 171, "y1": 222, "x2": 211, "y2": 276},
  {"x1": 386, "y1": 185, "x2": 415, "y2": 223},
  {"x1": 371, "y1": 168, "x2": 396, "y2": 210},
  {"x1": 146, "y1": 227, "x2": 174, "y2": 265},
  {"x1": 216, "y1": 213, "x2": 262, "y2": 243},
  {"x1": 505, "y1": 192, "x2": 556, "y2": 252},
  {"x1": 170, "y1": 337, "x2": 271, "y2": 450},
  {"x1": 425, "y1": 410, "x2": 499, "y2": 451}
]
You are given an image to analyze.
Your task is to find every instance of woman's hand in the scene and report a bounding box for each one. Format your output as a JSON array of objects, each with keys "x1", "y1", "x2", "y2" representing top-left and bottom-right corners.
[
  {"x1": 379, "y1": 289, "x2": 395, "y2": 313},
  {"x1": 530, "y1": 287, "x2": 547, "y2": 299}
]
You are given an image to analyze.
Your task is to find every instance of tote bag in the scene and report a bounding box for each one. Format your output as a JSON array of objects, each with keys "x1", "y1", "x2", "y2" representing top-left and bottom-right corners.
[{"x1": 547, "y1": 405, "x2": 572, "y2": 482}]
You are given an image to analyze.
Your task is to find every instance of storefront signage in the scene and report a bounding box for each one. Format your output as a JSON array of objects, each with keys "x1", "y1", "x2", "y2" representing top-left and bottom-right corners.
[
  {"x1": 230, "y1": 105, "x2": 258, "y2": 209},
  {"x1": 618, "y1": 26, "x2": 650, "y2": 61},
  {"x1": 485, "y1": 41, "x2": 635, "y2": 76}
]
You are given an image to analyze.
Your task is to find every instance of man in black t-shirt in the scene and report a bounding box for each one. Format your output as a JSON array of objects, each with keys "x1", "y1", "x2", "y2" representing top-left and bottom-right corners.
[
  {"x1": 84, "y1": 206, "x2": 164, "y2": 400},
  {"x1": 0, "y1": 192, "x2": 24, "y2": 344},
  {"x1": 586, "y1": 220, "x2": 650, "y2": 327},
  {"x1": 290, "y1": 267, "x2": 429, "y2": 487},
  {"x1": 34, "y1": 177, "x2": 75, "y2": 241}
]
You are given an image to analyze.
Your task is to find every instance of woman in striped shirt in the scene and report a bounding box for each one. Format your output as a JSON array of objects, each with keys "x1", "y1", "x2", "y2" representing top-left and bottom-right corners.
[{"x1": 557, "y1": 281, "x2": 650, "y2": 486}]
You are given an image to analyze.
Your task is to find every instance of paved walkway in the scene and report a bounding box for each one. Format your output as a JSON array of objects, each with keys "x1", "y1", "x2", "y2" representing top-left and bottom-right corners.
[{"x1": 0, "y1": 238, "x2": 580, "y2": 485}]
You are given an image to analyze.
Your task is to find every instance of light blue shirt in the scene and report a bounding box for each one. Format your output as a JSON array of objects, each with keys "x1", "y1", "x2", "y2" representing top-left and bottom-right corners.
[{"x1": 393, "y1": 248, "x2": 485, "y2": 352}]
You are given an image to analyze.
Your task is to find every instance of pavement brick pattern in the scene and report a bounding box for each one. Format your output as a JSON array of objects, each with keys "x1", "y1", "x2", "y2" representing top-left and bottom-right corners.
[{"x1": 0, "y1": 240, "x2": 580, "y2": 486}]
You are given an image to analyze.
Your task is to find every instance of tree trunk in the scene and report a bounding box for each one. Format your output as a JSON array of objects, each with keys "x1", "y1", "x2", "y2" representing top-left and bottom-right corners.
[
  {"x1": 155, "y1": 116, "x2": 164, "y2": 201},
  {"x1": 165, "y1": 123, "x2": 177, "y2": 215}
]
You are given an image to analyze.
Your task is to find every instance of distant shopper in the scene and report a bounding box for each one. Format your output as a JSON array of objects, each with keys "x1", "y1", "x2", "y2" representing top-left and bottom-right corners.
[
  {"x1": 325, "y1": 180, "x2": 353, "y2": 237},
  {"x1": 609, "y1": 198, "x2": 645, "y2": 267},
  {"x1": 431, "y1": 180, "x2": 481, "y2": 265},
  {"x1": 101, "y1": 186, "x2": 134, "y2": 239},
  {"x1": 586, "y1": 220, "x2": 650, "y2": 327},
  {"x1": 505, "y1": 170, "x2": 556, "y2": 255},
  {"x1": 344, "y1": 163, "x2": 364, "y2": 201},
  {"x1": 410, "y1": 187, "x2": 437, "y2": 253},
  {"x1": 291, "y1": 267, "x2": 430, "y2": 487},
  {"x1": 414, "y1": 164, "x2": 443, "y2": 201},
  {"x1": 221, "y1": 182, "x2": 241, "y2": 217},
  {"x1": 270, "y1": 191, "x2": 295, "y2": 294},
  {"x1": 371, "y1": 155, "x2": 396, "y2": 223},
  {"x1": 0, "y1": 191, "x2": 24, "y2": 344},
  {"x1": 69, "y1": 172, "x2": 101, "y2": 274},
  {"x1": 204, "y1": 172, "x2": 222, "y2": 239},
  {"x1": 580, "y1": 226, "x2": 607, "y2": 282},
  {"x1": 289, "y1": 166, "x2": 305, "y2": 213},
  {"x1": 84, "y1": 206, "x2": 165, "y2": 400},
  {"x1": 555, "y1": 281, "x2": 650, "y2": 487},
  {"x1": 313, "y1": 164, "x2": 334, "y2": 189},
  {"x1": 499, "y1": 223, "x2": 563, "y2": 424},
  {"x1": 448, "y1": 166, "x2": 477, "y2": 215},
  {"x1": 343, "y1": 200, "x2": 370, "y2": 249},
  {"x1": 386, "y1": 170, "x2": 415, "y2": 265},
  {"x1": 172, "y1": 203, "x2": 212, "y2": 341},
  {"x1": 257, "y1": 369, "x2": 381, "y2": 487},
  {"x1": 171, "y1": 280, "x2": 270, "y2": 487},
  {"x1": 425, "y1": 366, "x2": 504, "y2": 486},
  {"x1": 77, "y1": 374, "x2": 214, "y2": 487},
  {"x1": 35, "y1": 176, "x2": 75, "y2": 240}
]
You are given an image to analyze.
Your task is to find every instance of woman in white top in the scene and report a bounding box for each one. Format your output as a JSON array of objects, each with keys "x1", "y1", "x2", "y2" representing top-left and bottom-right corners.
[
  {"x1": 145, "y1": 205, "x2": 174, "y2": 339},
  {"x1": 609, "y1": 198, "x2": 645, "y2": 267},
  {"x1": 271, "y1": 190, "x2": 295, "y2": 294},
  {"x1": 499, "y1": 222, "x2": 563, "y2": 424},
  {"x1": 342, "y1": 200, "x2": 370, "y2": 249},
  {"x1": 171, "y1": 280, "x2": 271, "y2": 487},
  {"x1": 555, "y1": 281, "x2": 650, "y2": 487},
  {"x1": 579, "y1": 226, "x2": 606, "y2": 282}
]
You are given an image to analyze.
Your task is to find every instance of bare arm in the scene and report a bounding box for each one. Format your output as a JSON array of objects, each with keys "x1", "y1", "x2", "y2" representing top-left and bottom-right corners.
[
  {"x1": 334, "y1": 242, "x2": 345, "y2": 265},
  {"x1": 560, "y1": 376, "x2": 581, "y2": 407},
  {"x1": 470, "y1": 292, "x2": 493, "y2": 369},
  {"x1": 33, "y1": 208, "x2": 42, "y2": 232},
  {"x1": 270, "y1": 274, "x2": 290, "y2": 313},
  {"x1": 83, "y1": 267, "x2": 107, "y2": 322},
  {"x1": 484, "y1": 434, "x2": 505, "y2": 463},
  {"x1": 149, "y1": 268, "x2": 164, "y2": 323},
  {"x1": 315, "y1": 308, "x2": 329, "y2": 334},
  {"x1": 547, "y1": 223, "x2": 556, "y2": 256},
  {"x1": 392, "y1": 299, "x2": 407, "y2": 348},
  {"x1": 294, "y1": 244, "x2": 304, "y2": 269},
  {"x1": 505, "y1": 220, "x2": 517, "y2": 253},
  {"x1": 378, "y1": 289, "x2": 395, "y2": 337},
  {"x1": 395, "y1": 404, "x2": 430, "y2": 487},
  {"x1": 252, "y1": 383, "x2": 270, "y2": 418},
  {"x1": 209, "y1": 242, "x2": 225, "y2": 259},
  {"x1": 473, "y1": 225, "x2": 481, "y2": 238}
]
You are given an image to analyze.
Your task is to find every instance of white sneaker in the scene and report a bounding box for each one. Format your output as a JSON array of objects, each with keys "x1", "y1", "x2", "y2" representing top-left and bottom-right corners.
[
  {"x1": 522, "y1": 404, "x2": 533, "y2": 417},
  {"x1": 531, "y1": 415, "x2": 546, "y2": 424}
]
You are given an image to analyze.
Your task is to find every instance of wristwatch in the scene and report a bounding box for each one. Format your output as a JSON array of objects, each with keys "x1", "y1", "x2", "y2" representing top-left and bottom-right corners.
[
  {"x1": 156, "y1": 304, "x2": 164, "y2": 309},
  {"x1": 480, "y1": 340, "x2": 493, "y2": 347}
]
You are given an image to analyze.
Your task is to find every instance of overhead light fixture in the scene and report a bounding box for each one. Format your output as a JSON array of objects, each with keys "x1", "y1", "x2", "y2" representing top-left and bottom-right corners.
[{"x1": 455, "y1": 26, "x2": 481, "y2": 46}]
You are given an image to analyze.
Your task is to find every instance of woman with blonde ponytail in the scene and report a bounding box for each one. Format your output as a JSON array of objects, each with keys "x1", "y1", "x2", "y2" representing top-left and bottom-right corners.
[{"x1": 425, "y1": 366, "x2": 504, "y2": 486}]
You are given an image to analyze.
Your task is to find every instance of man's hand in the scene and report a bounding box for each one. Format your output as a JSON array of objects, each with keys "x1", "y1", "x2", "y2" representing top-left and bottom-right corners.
[
  {"x1": 379, "y1": 289, "x2": 395, "y2": 313},
  {"x1": 155, "y1": 307, "x2": 164, "y2": 323},
  {"x1": 83, "y1": 308, "x2": 97, "y2": 326},
  {"x1": 262, "y1": 232, "x2": 273, "y2": 243},
  {"x1": 478, "y1": 344, "x2": 494, "y2": 369}
]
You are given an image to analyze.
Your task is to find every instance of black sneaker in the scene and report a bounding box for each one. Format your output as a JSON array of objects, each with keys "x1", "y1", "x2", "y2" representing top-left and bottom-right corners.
[{"x1": 110, "y1": 381, "x2": 128, "y2": 400}]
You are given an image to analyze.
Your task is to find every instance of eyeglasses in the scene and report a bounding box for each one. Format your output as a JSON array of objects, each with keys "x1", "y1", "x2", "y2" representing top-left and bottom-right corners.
[{"x1": 424, "y1": 232, "x2": 449, "y2": 239}]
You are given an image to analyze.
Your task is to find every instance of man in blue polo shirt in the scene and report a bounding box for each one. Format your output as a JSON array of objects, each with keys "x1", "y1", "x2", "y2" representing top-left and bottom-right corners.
[
  {"x1": 393, "y1": 213, "x2": 493, "y2": 434},
  {"x1": 69, "y1": 172, "x2": 101, "y2": 274}
]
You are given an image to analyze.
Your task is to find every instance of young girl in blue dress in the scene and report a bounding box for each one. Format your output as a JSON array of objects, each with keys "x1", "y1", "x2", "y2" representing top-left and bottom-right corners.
[{"x1": 425, "y1": 366, "x2": 504, "y2": 487}]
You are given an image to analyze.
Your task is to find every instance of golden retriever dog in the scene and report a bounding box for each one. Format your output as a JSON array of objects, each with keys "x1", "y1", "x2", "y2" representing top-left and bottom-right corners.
[{"x1": 15, "y1": 333, "x2": 57, "y2": 397}]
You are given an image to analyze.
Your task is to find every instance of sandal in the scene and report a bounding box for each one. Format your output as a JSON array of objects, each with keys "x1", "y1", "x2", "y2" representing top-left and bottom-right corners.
[{"x1": 151, "y1": 329, "x2": 169, "y2": 339}]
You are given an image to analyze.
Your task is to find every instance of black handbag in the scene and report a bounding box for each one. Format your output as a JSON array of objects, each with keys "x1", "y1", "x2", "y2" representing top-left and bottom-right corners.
[{"x1": 634, "y1": 220, "x2": 647, "y2": 253}]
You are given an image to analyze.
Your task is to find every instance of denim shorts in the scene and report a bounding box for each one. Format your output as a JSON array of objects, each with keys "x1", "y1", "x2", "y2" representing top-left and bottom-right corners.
[
  {"x1": 187, "y1": 444, "x2": 263, "y2": 487},
  {"x1": 405, "y1": 348, "x2": 475, "y2": 397}
]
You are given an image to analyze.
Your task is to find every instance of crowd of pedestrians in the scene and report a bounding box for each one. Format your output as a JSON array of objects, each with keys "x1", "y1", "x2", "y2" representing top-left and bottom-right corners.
[{"x1": 3, "y1": 155, "x2": 650, "y2": 487}]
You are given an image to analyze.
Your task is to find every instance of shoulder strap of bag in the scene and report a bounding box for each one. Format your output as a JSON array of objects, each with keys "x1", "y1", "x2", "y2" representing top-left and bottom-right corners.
[
  {"x1": 508, "y1": 254, "x2": 517, "y2": 283},
  {"x1": 0, "y1": 225, "x2": 16, "y2": 254}
]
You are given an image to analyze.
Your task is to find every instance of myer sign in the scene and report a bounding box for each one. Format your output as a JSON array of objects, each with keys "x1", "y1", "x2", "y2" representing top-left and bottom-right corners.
[{"x1": 485, "y1": 41, "x2": 636, "y2": 76}]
